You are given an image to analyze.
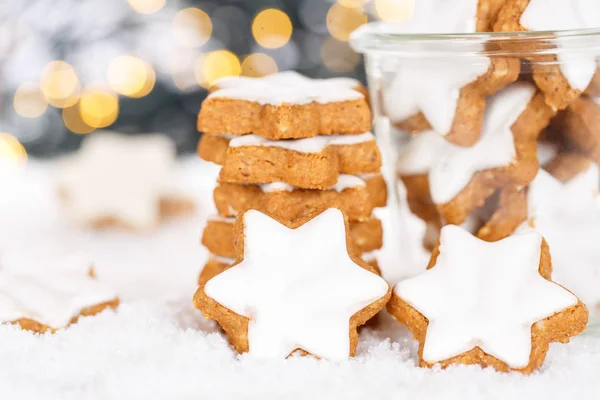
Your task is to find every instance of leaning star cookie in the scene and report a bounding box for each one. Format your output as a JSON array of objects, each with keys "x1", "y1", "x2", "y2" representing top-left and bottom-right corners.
[
  {"x1": 561, "y1": 96, "x2": 600, "y2": 163},
  {"x1": 194, "y1": 209, "x2": 391, "y2": 360},
  {"x1": 386, "y1": 56, "x2": 520, "y2": 146},
  {"x1": 198, "y1": 73, "x2": 371, "y2": 139},
  {"x1": 495, "y1": 0, "x2": 600, "y2": 110},
  {"x1": 57, "y1": 132, "x2": 195, "y2": 232},
  {"x1": 214, "y1": 175, "x2": 376, "y2": 222},
  {"x1": 202, "y1": 215, "x2": 383, "y2": 259},
  {"x1": 363, "y1": 0, "x2": 519, "y2": 146},
  {"x1": 388, "y1": 225, "x2": 588, "y2": 374},
  {"x1": 429, "y1": 83, "x2": 554, "y2": 225},
  {"x1": 205, "y1": 132, "x2": 382, "y2": 189},
  {"x1": 0, "y1": 260, "x2": 119, "y2": 333}
]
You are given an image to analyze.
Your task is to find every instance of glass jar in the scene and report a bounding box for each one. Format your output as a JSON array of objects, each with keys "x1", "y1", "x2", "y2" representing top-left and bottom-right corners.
[{"x1": 351, "y1": 26, "x2": 600, "y2": 324}]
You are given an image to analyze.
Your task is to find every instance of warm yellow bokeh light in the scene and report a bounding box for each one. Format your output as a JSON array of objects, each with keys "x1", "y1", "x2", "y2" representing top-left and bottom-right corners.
[
  {"x1": 337, "y1": 0, "x2": 369, "y2": 9},
  {"x1": 374, "y1": 0, "x2": 414, "y2": 22},
  {"x1": 326, "y1": 3, "x2": 369, "y2": 42},
  {"x1": 79, "y1": 85, "x2": 119, "y2": 129},
  {"x1": 173, "y1": 8, "x2": 212, "y2": 48},
  {"x1": 13, "y1": 82, "x2": 48, "y2": 118},
  {"x1": 252, "y1": 9, "x2": 293, "y2": 49},
  {"x1": 40, "y1": 61, "x2": 81, "y2": 108},
  {"x1": 127, "y1": 0, "x2": 165, "y2": 14},
  {"x1": 62, "y1": 104, "x2": 95, "y2": 135},
  {"x1": 241, "y1": 53, "x2": 278, "y2": 77},
  {"x1": 0, "y1": 133, "x2": 27, "y2": 164},
  {"x1": 195, "y1": 50, "x2": 241, "y2": 88},
  {"x1": 107, "y1": 56, "x2": 156, "y2": 98},
  {"x1": 321, "y1": 37, "x2": 360, "y2": 73}
]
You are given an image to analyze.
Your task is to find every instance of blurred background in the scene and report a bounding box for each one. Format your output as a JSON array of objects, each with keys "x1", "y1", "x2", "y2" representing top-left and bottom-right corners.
[{"x1": 0, "y1": 0, "x2": 412, "y2": 161}]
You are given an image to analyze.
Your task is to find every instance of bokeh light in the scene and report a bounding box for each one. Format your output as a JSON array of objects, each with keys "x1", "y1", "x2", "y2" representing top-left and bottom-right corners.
[
  {"x1": 321, "y1": 37, "x2": 360, "y2": 73},
  {"x1": 241, "y1": 53, "x2": 278, "y2": 77},
  {"x1": 172, "y1": 8, "x2": 213, "y2": 48},
  {"x1": 127, "y1": 0, "x2": 165, "y2": 14},
  {"x1": 195, "y1": 50, "x2": 241, "y2": 88},
  {"x1": 0, "y1": 133, "x2": 27, "y2": 164},
  {"x1": 252, "y1": 9, "x2": 293, "y2": 49},
  {"x1": 79, "y1": 84, "x2": 119, "y2": 129},
  {"x1": 62, "y1": 104, "x2": 95, "y2": 135},
  {"x1": 107, "y1": 55, "x2": 156, "y2": 98},
  {"x1": 13, "y1": 82, "x2": 48, "y2": 118},
  {"x1": 326, "y1": 3, "x2": 368, "y2": 42},
  {"x1": 374, "y1": 0, "x2": 414, "y2": 22},
  {"x1": 40, "y1": 61, "x2": 81, "y2": 108}
]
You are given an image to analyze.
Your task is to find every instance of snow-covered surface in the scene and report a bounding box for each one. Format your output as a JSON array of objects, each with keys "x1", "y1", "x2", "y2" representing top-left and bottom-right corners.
[{"x1": 0, "y1": 158, "x2": 599, "y2": 399}]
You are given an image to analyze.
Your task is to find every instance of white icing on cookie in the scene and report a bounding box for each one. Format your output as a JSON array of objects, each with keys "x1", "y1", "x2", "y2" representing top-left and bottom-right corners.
[
  {"x1": 429, "y1": 83, "x2": 535, "y2": 204},
  {"x1": 216, "y1": 71, "x2": 361, "y2": 93},
  {"x1": 520, "y1": 0, "x2": 600, "y2": 91},
  {"x1": 209, "y1": 71, "x2": 364, "y2": 105},
  {"x1": 259, "y1": 175, "x2": 365, "y2": 193},
  {"x1": 385, "y1": 55, "x2": 490, "y2": 136},
  {"x1": 516, "y1": 166, "x2": 600, "y2": 308},
  {"x1": 229, "y1": 132, "x2": 375, "y2": 154},
  {"x1": 204, "y1": 209, "x2": 389, "y2": 360},
  {"x1": 395, "y1": 225, "x2": 578, "y2": 368},
  {"x1": 0, "y1": 259, "x2": 117, "y2": 329},
  {"x1": 396, "y1": 130, "x2": 448, "y2": 176},
  {"x1": 592, "y1": 96, "x2": 600, "y2": 107},
  {"x1": 57, "y1": 132, "x2": 180, "y2": 230}
]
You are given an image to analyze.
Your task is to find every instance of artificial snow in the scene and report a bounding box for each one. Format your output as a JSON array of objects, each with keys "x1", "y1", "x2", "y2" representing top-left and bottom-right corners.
[{"x1": 0, "y1": 158, "x2": 599, "y2": 399}]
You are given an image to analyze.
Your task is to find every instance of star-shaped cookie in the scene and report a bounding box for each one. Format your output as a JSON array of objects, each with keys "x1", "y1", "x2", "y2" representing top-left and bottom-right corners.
[
  {"x1": 388, "y1": 225, "x2": 588, "y2": 373},
  {"x1": 495, "y1": 0, "x2": 600, "y2": 109},
  {"x1": 198, "y1": 72, "x2": 371, "y2": 139},
  {"x1": 194, "y1": 208, "x2": 390, "y2": 360},
  {"x1": 429, "y1": 83, "x2": 554, "y2": 225},
  {"x1": 0, "y1": 256, "x2": 118, "y2": 333},
  {"x1": 57, "y1": 132, "x2": 194, "y2": 232}
]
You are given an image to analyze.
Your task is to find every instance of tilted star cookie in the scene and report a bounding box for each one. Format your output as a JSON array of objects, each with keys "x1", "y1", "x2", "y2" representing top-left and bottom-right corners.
[
  {"x1": 388, "y1": 225, "x2": 588, "y2": 374},
  {"x1": 428, "y1": 83, "x2": 554, "y2": 225},
  {"x1": 495, "y1": 0, "x2": 600, "y2": 109},
  {"x1": 198, "y1": 72, "x2": 371, "y2": 139},
  {"x1": 194, "y1": 208, "x2": 390, "y2": 360},
  {"x1": 385, "y1": 56, "x2": 520, "y2": 146},
  {"x1": 57, "y1": 132, "x2": 194, "y2": 232},
  {"x1": 358, "y1": 0, "x2": 519, "y2": 146},
  {"x1": 0, "y1": 257, "x2": 118, "y2": 333}
]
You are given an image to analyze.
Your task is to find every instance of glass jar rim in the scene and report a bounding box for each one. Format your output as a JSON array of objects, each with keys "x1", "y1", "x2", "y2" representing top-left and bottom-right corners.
[{"x1": 350, "y1": 24, "x2": 600, "y2": 57}]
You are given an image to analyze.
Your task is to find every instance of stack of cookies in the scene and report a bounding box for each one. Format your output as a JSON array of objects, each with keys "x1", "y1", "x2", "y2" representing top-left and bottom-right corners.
[{"x1": 196, "y1": 71, "x2": 388, "y2": 284}]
